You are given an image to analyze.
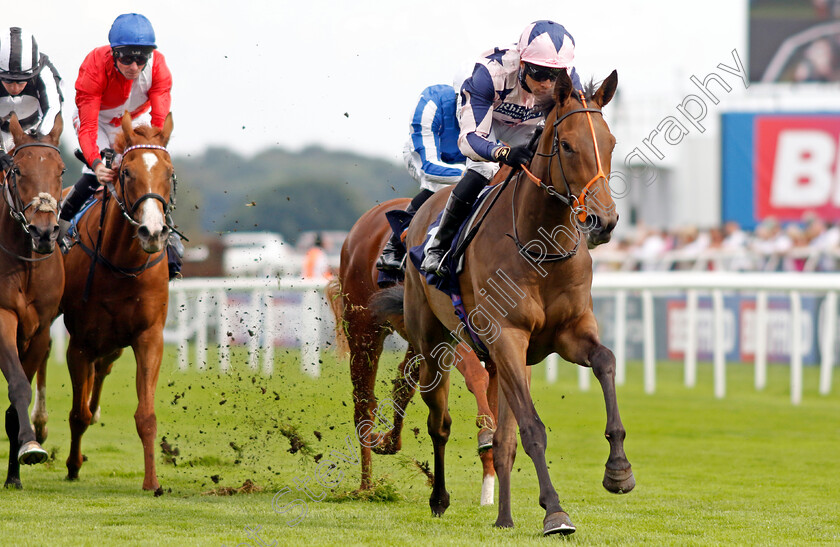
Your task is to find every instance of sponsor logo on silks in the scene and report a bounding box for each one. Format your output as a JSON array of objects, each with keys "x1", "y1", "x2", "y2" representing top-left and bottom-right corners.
[
  {"x1": 756, "y1": 115, "x2": 840, "y2": 220},
  {"x1": 495, "y1": 102, "x2": 544, "y2": 122}
]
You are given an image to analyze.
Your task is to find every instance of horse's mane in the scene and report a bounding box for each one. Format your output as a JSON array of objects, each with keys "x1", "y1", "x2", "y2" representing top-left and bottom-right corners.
[
  {"x1": 538, "y1": 77, "x2": 598, "y2": 114},
  {"x1": 114, "y1": 125, "x2": 165, "y2": 153}
]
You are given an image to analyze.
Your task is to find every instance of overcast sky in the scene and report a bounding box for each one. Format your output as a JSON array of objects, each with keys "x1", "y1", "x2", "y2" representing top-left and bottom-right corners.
[{"x1": 6, "y1": 0, "x2": 747, "y2": 163}]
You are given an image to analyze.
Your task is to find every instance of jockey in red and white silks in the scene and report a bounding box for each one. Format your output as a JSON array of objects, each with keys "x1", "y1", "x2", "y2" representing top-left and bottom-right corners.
[{"x1": 73, "y1": 43, "x2": 171, "y2": 173}]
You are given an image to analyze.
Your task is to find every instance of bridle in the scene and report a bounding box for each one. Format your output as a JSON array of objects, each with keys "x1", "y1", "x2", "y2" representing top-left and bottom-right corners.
[
  {"x1": 105, "y1": 143, "x2": 177, "y2": 228},
  {"x1": 0, "y1": 142, "x2": 62, "y2": 262},
  {"x1": 507, "y1": 90, "x2": 611, "y2": 262},
  {"x1": 523, "y1": 90, "x2": 610, "y2": 223}
]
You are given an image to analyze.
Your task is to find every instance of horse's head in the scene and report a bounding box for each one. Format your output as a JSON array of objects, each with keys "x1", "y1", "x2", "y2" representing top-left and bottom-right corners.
[
  {"x1": 114, "y1": 111, "x2": 175, "y2": 254},
  {"x1": 5, "y1": 113, "x2": 65, "y2": 254},
  {"x1": 540, "y1": 70, "x2": 619, "y2": 247}
]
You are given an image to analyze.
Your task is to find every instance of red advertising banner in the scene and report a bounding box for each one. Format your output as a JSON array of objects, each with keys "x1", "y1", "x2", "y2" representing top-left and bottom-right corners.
[{"x1": 755, "y1": 115, "x2": 840, "y2": 221}]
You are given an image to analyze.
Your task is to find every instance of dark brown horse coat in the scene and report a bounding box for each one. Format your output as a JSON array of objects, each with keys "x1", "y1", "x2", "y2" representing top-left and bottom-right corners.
[
  {"x1": 400, "y1": 71, "x2": 634, "y2": 535},
  {"x1": 0, "y1": 114, "x2": 64, "y2": 488},
  {"x1": 60, "y1": 112, "x2": 174, "y2": 492}
]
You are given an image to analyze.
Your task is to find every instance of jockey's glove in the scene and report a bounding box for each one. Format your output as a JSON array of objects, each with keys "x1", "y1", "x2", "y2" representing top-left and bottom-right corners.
[
  {"x1": 494, "y1": 145, "x2": 533, "y2": 168},
  {"x1": 0, "y1": 152, "x2": 13, "y2": 172}
]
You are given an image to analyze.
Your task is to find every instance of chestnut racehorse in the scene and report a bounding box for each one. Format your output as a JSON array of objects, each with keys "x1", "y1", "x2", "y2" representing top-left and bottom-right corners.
[
  {"x1": 60, "y1": 112, "x2": 175, "y2": 493},
  {"x1": 0, "y1": 114, "x2": 64, "y2": 488},
  {"x1": 326, "y1": 198, "x2": 498, "y2": 504},
  {"x1": 379, "y1": 71, "x2": 634, "y2": 535}
]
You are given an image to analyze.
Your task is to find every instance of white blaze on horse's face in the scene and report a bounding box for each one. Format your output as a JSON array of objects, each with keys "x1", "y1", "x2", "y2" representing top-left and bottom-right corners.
[{"x1": 134, "y1": 151, "x2": 168, "y2": 252}]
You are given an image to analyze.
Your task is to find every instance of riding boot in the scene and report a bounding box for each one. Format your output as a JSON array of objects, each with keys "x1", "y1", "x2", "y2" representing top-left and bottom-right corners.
[
  {"x1": 165, "y1": 213, "x2": 184, "y2": 279},
  {"x1": 375, "y1": 202, "x2": 420, "y2": 272},
  {"x1": 165, "y1": 213, "x2": 185, "y2": 258},
  {"x1": 420, "y1": 192, "x2": 473, "y2": 277}
]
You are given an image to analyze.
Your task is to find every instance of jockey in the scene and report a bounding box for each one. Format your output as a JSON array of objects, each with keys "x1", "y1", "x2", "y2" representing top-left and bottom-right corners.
[
  {"x1": 58, "y1": 13, "x2": 180, "y2": 256},
  {"x1": 0, "y1": 27, "x2": 63, "y2": 171},
  {"x1": 421, "y1": 20, "x2": 582, "y2": 277},
  {"x1": 376, "y1": 83, "x2": 467, "y2": 271}
]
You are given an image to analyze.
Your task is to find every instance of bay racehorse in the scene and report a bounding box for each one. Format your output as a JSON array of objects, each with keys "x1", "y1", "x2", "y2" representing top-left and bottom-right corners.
[
  {"x1": 326, "y1": 198, "x2": 498, "y2": 504},
  {"x1": 380, "y1": 71, "x2": 634, "y2": 535},
  {"x1": 0, "y1": 114, "x2": 64, "y2": 488},
  {"x1": 60, "y1": 112, "x2": 175, "y2": 494}
]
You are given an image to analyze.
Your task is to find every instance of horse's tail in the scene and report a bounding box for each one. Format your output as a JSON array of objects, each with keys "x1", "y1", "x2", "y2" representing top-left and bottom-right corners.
[
  {"x1": 368, "y1": 284, "x2": 405, "y2": 332},
  {"x1": 325, "y1": 277, "x2": 349, "y2": 357}
]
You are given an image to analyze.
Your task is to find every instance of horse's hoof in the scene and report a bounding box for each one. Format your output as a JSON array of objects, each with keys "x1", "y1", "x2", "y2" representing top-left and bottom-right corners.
[
  {"x1": 65, "y1": 474, "x2": 79, "y2": 482},
  {"x1": 4, "y1": 478, "x2": 22, "y2": 489},
  {"x1": 371, "y1": 431, "x2": 401, "y2": 455},
  {"x1": 543, "y1": 511, "x2": 576, "y2": 536},
  {"x1": 429, "y1": 491, "x2": 450, "y2": 517},
  {"x1": 494, "y1": 517, "x2": 514, "y2": 528},
  {"x1": 153, "y1": 486, "x2": 164, "y2": 497},
  {"x1": 17, "y1": 441, "x2": 48, "y2": 465},
  {"x1": 603, "y1": 465, "x2": 635, "y2": 494},
  {"x1": 477, "y1": 428, "x2": 494, "y2": 452}
]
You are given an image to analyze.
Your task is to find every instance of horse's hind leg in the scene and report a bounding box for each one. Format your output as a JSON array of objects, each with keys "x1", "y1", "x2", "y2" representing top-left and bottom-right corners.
[
  {"x1": 589, "y1": 343, "x2": 634, "y2": 493},
  {"x1": 88, "y1": 360, "x2": 116, "y2": 425},
  {"x1": 493, "y1": 389, "x2": 518, "y2": 527},
  {"x1": 346, "y1": 318, "x2": 386, "y2": 490},
  {"x1": 455, "y1": 353, "x2": 497, "y2": 505},
  {"x1": 371, "y1": 345, "x2": 418, "y2": 455},
  {"x1": 30, "y1": 350, "x2": 49, "y2": 444},
  {"x1": 65, "y1": 341, "x2": 99, "y2": 480}
]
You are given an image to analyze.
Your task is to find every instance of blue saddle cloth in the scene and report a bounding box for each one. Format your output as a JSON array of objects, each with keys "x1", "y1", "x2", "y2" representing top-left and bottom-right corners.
[{"x1": 67, "y1": 196, "x2": 100, "y2": 239}]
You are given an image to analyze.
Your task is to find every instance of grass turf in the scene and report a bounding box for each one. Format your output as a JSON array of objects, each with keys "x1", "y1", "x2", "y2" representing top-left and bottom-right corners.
[{"x1": 0, "y1": 346, "x2": 838, "y2": 546}]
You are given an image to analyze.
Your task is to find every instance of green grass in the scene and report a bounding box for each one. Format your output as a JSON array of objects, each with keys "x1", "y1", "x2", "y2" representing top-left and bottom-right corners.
[{"x1": 1, "y1": 347, "x2": 839, "y2": 546}]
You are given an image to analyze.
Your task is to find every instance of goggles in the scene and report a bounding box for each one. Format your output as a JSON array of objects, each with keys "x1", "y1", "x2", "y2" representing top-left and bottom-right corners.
[
  {"x1": 523, "y1": 62, "x2": 563, "y2": 82},
  {"x1": 116, "y1": 53, "x2": 150, "y2": 66}
]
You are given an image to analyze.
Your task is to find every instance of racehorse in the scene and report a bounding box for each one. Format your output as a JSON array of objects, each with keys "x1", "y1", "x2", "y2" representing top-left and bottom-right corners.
[
  {"x1": 0, "y1": 114, "x2": 64, "y2": 488},
  {"x1": 326, "y1": 198, "x2": 498, "y2": 504},
  {"x1": 377, "y1": 70, "x2": 634, "y2": 535},
  {"x1": 60, "y1": 112, "x2": 175, "y2": 494}
]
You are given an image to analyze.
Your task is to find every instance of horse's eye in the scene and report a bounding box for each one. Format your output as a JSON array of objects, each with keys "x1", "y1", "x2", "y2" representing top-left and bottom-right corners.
[{"x1": 560, "y1": 141, "x2": 573, "y2": 153}]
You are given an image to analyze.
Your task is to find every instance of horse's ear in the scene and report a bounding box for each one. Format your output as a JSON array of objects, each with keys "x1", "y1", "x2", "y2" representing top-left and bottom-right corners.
[
  {"x1": 593, "y1": 70, "x2": 618, "y2": 108},
  {"x1": 47, "y1": 112, "x2": 63, "y2": 144},
  {"x1": 159, "y1": 113, "x2": 173, "y2": 145},
  {"x1": 120, "y1": 111, "x2": 134, "y2": 142},
  {"x1": 553, "y1": 69, "x2": 574, "y2": 106},
  {"x1": 8, "y1": 114, "x2": 26, "y2": 145}
]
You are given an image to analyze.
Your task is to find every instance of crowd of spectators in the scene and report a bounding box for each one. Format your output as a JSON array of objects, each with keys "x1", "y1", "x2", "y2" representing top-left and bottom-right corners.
[{"x1": 590, "y1": 214, "x2": 840, "y2": 272}]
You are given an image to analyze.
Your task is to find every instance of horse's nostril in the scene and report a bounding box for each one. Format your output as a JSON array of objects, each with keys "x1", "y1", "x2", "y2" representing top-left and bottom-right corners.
[{"x1": 138, "y1": 226, "x2": 151, "y2": 240}]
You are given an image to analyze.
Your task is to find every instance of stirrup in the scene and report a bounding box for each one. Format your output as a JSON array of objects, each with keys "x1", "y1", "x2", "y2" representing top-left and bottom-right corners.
[{"x1": 421, "y1": 248, "x2": 451, "y2": 277}]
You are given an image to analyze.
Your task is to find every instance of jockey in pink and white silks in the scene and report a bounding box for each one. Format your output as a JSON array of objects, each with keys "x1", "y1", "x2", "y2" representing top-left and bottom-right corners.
[{"x1": 421, "y1": 20, "x2": 582, "y2": 277}]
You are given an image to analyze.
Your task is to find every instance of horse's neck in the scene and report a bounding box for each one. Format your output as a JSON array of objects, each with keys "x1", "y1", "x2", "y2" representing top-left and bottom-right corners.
[
  {"x1": 98, "y1": 197, "x2": 143, "y2": 258},
  {"x1": 510, "y1": 159, "x2": 581, "y2": 256}
]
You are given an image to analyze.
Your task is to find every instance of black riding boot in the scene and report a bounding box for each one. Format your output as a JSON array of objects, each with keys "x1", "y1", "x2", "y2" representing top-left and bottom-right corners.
[
  {"x1": 420, "y1": 170, "x2": 488, "y2": 276},
  {"x1": 57, "y1": 173, "x2": 99, "y2": 252},
  {"x1": 375, "y1": 188, "x2": 434, "y2": 272}
]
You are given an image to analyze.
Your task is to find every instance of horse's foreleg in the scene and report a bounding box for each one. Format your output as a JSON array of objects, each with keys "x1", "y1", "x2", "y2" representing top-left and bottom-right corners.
[
  {"x1": 65, "y1": 340, "x2": 95, "y2": 481},
  {"x1": 30, "y1": 355, "x2": 48, "y2": 444},
  {"x1": 132, "y1": 333, "x2": 163, "y2": 493},
  {"x1": 589, "y1": 344, "x2": 634, "y2": 494},
  {"x1": 347, "y1": 323, "x2": 385, "y2": 490},
  {"x1": 453, "y1": 349, "x2": 493, "y2": 448},
  {"x1": 372, "y1": 345, "x2": 417, "y2": 455},
  {"x1": 5, "y1": 406, "x2": 21, "y2": 488},
  {"x1": 494, "y1": 335, "x2": 573, "y2": 535}
]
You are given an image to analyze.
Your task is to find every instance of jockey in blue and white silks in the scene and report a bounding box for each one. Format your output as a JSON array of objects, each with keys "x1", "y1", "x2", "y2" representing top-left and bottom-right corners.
[
  {"x1": 377, "y1": 84, "x2": 468, "y2": 272},
  {"x1": 420, "y1": 20, "x2": 582, "y2": 277},
  {"x1": 404, "y1": 84, "x2": 467, "y2": 192}
]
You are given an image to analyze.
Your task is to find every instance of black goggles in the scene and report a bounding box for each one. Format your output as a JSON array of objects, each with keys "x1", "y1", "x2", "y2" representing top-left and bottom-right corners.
[
  {"x1": 523, "y1": 62, "x2": 563, "y2": 82},
  {"x1": 0, "y1": 75, "x2": 29, "y2": 84},
  {"x1": 116, "y1": 53, "x2": 150, "y2": 66}
]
